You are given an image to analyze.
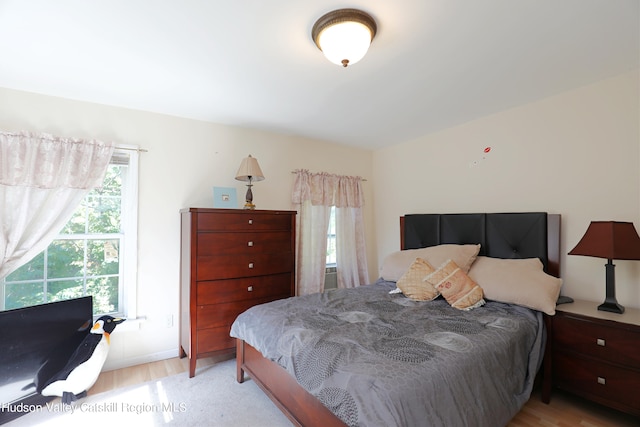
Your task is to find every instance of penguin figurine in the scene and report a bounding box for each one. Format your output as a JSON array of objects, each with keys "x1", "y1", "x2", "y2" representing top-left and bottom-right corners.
[{"x1": 40, "y1": 315, "x2": 125, "y2": 404}]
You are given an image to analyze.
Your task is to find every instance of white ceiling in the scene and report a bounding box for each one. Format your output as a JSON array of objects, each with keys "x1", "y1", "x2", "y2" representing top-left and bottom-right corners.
[{"x1": 0, "y1": 0, "x2": 637, "y2": 149}]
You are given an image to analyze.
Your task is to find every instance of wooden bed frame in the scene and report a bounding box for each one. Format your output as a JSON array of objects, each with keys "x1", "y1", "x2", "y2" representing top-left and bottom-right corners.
[{"x1": 236, "y1": 212, "x2": 561, "y2": 427}]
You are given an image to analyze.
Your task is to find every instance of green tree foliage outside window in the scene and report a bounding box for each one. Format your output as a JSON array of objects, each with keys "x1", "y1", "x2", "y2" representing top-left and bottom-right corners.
[{"x1": 3, "y1": 165, "x2": 124, "y2": 315}]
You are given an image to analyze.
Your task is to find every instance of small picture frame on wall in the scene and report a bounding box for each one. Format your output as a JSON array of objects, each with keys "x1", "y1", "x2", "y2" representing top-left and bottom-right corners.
[{"x1": 213, "y1": 187, "x2": 238, "y2": 209}]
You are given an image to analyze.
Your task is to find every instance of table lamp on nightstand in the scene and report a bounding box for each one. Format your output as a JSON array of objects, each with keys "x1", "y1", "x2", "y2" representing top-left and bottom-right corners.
[{"x1": 568, "y1": 221, "x2": 640, "y2": 314}]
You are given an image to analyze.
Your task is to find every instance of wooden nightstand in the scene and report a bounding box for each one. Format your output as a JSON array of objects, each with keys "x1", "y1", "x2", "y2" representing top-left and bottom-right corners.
[{"x1": 548, "y1": 299, "x2": 640, "y2": 416}]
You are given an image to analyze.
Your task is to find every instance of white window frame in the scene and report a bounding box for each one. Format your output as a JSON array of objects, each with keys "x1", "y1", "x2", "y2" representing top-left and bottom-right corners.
[{"x1": 117, "y1": 145, "x2": 139, "y2": 320}]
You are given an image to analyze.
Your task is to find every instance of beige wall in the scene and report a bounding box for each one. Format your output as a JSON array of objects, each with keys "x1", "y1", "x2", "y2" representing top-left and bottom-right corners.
[
  {"x1": 0, "y1": 87, "x2": 375, "y2": 369},
  {"x1": 373, "y1": 70, "x2": 640, "y2": 309}
]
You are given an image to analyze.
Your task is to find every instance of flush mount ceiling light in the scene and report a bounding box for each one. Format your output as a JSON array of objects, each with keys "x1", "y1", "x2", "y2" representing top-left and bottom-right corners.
[{"x1": 312, "y1": 8, "x2": 377, "y2": 68}]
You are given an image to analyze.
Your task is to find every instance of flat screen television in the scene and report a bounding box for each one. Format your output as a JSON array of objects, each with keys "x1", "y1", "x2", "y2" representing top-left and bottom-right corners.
[{"x1": 0, "y1": 296, "x2": 93, "y2": 424}]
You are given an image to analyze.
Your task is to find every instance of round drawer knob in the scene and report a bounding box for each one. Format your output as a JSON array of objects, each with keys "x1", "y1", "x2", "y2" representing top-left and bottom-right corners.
[
  {"x1": 247, "y1": 286, "x2": 253, "y2": 292},
  {"x1": 248, "y1": 263, "x2": 254, "y2": 269},
  {"x1": 248, "y1": 241, "x2": 254, "y2": 247}
]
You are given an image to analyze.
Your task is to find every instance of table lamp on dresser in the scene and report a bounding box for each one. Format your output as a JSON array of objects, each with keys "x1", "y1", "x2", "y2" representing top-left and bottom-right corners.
[
  {"x1": 235, "y1": 154, "x2": 265, "y2": 210},
  {"x1": 568, "y1": 221, "x2": 640, "y2": 314}
]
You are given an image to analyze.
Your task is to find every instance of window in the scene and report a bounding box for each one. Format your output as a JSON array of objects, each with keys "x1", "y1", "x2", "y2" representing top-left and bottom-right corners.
[
  {"x1": 1, "y1": 148, "x2": 139, "y2": 317},
  {"x1": 326, "y1": 206, "x2": 336, "y2": 266}
]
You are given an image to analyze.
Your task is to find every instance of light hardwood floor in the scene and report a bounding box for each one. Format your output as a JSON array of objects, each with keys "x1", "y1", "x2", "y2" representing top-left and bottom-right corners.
[{"x1": 92, "y1": 356, "x2": 639, "y2": 427}]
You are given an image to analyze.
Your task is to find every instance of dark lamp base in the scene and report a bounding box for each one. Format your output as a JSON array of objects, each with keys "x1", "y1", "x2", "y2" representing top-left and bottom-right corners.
[
  {"x1": 598, "y1": 260, "x2": 624, "y2": 314},
  {"x1": 598, "y1": 300, "x2": 625, "y2": 314}
]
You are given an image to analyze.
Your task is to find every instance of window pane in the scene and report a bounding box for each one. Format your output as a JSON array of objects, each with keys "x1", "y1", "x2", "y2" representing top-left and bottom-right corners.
[
  {"x1": 6, "y1": 252, "x2": 45, "y2": 282},
  {"x1": 5, "y1": 282, "x2": 44, "y2": 310},
  {"x1": 86, "y1": 240, "x2": 120, "y2": 276},
  {"x1": 47, "y1": 240, "x2": 84, "y2": 278},
  {"x1": 48, "y1": 279, "x2": 84, "y2": 302},
  {"x1": 87, "y1": 196, "x2": 121, "y2": 234},
  {"x1": 326, "y1": 237, "x2": 336, "y2": 265},
  {"x1": 60, "y1": 202, "x2": 87, "y2": 234},
  {"x1": 97, "y1": 165, "x2": 123, "y2": 197},
  {"x1": 326, "y1": 206, "x2": 337, "y2": 265},
  {"x1": 87, "y1": 276, "x2": 119, "y2": 315}
]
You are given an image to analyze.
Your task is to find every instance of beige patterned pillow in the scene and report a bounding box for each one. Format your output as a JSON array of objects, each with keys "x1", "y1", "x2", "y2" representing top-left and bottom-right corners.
[
  {"x1": 396, "y1": 258, "x2": 438, "y2": 301},
  {"x1": 425, "y1": 259, "x2": 485, "y2": 310}
]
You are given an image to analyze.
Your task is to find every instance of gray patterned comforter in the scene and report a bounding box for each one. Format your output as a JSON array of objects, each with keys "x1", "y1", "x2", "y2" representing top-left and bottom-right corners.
[{"x1": 230, "y1": 279, "x2": 545, "y2": 427}]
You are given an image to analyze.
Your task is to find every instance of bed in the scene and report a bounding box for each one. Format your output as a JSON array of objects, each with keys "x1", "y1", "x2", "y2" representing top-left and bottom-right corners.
[{"x1": 230, "y1": 212, "x2": 561, "y2": 427}]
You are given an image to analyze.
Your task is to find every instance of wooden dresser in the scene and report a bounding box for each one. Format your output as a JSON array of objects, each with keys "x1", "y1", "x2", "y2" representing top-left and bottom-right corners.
[
  {"x1": 550, "y1": 299, "x2": 640, "y2": 416},
  {"x1": 179, "y1": 208, "x2": 296, "y2": 377}
]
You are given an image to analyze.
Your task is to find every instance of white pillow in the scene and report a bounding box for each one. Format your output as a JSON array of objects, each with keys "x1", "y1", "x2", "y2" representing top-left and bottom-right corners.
[
  {"x1": 467, "y1": 256, "x2": 562, "y2": 315},
  {"x1": 380, "y1": 244, "x2": 481, "y2": 282}
]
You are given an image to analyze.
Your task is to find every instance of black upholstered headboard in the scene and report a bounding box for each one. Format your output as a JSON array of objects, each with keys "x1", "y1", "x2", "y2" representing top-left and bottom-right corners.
[{"x1": 400, "y1": 212, "x2": 560, "y2": 278}]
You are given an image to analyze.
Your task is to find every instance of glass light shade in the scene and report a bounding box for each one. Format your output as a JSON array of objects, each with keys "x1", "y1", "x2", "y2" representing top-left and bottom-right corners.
[{"x1": 317, "y1": 21, "x2": 373, "y2": 67}]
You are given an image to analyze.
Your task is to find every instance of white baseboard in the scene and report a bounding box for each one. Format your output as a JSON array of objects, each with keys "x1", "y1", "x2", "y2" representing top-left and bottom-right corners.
[{"x1": 102, "y1": 349, "x2": 179, "y2": 372}]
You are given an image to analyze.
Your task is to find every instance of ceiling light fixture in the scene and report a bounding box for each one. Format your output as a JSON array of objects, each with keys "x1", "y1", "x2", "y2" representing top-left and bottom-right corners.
[{"x1": 312, "y1": 8, "x2": 377, "y2": 68}]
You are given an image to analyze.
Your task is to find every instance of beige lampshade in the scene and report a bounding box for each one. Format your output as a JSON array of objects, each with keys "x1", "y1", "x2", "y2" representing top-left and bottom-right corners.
[{"x1": 235, "y1": 155, "x2": 265, "y2": 182}]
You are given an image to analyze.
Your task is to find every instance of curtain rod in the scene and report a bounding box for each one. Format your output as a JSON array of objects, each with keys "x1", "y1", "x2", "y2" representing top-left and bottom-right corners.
[
  {"x1": 116, "y1": 146, "x2": 148, "y2": 153},
  {"x1": 290, "y1": 171, "x2": 367, "y2": 181}
]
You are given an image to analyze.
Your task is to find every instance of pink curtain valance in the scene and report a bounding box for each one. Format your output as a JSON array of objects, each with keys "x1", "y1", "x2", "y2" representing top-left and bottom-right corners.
[
  {"x1": 291, "y1": 169, "x2": 365, "y2": 208},
  {"x1": 0, "y1": 131, "x2": 114, "y2": 189}
]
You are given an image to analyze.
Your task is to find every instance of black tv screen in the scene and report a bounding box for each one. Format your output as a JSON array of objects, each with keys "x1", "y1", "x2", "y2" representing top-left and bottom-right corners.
[{"x1": 0, "y1": 296, "x2": 92, "y2": 424}]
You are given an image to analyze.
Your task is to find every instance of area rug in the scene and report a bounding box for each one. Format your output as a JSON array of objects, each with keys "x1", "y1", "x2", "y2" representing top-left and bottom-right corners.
[{"x1": 5, "y1": 359, "x2": 292, "y2": 426}]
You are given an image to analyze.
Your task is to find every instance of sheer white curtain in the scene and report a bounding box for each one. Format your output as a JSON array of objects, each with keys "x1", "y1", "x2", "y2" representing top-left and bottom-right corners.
[
  {"x1": 335, "y1": 175, "x2": 369, "y2": 289},
  {"x1": 0, "y1": 131, "x2": 114, "y2": 279},
  {"x1": 292, "y1": 169, "x2": 368, "y2": 295}
]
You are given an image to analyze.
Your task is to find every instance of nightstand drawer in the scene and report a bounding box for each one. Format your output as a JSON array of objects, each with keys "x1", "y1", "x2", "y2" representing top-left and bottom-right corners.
[
  {"x1": 197, "y1": 231, "x2": 292, "y2": 256},
  {"x1": 554, "y1": 351, "x2": 640, "y2": 413},
  {"x1": 554, "y1": 314, "x2": 640, "y2": 367}
]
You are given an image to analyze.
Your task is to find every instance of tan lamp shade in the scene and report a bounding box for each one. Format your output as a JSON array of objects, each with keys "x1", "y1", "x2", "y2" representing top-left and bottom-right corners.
[{"x1": 235, "y1": 155, "x2": 265, "y2": 182}]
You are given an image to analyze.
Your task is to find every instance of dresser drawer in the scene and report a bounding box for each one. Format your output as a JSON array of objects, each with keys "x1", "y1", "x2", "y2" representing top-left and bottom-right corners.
[
  {"x1": 196, "y1": 326, "x2": 235, "y2": 353},
  {"x1": 554, "y1": 351, "x2": 640, "y2": 413},
  {"x1": 196, "y1": 252, "x2": 293, "y2": 280},
  {"x1": 196, "y1": 212, "x2": 292, "y2": 232},
  {"x1": 197, "y1": 273, "x2": 292, "y2": 305},
  {"x1": 196, "y1": 296, "x2": 286, "y2": 330},
  {"x1": 197, "y1": 231, "x2": 292, "y2": 256},
  {"x1": 554, "y1": 314, "x2": 640, "y2": 367}
]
